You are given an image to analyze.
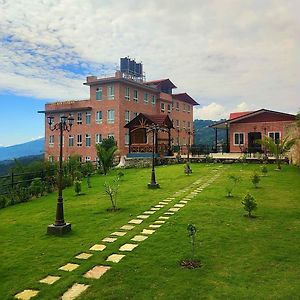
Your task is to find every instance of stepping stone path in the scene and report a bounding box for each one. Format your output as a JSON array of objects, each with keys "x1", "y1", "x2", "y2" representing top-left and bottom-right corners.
[{"x1": 15, "y1": 166, "x2": 224, "y2": 299}]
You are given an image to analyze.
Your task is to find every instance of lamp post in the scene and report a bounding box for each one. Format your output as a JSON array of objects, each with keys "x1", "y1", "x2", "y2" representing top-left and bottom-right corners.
[
  {"x1": 148, "y1": 124, "x2": 160, "y2": 189},
  {"x1": 47, "y1": 114, "x2": 74, "y2": 235}
]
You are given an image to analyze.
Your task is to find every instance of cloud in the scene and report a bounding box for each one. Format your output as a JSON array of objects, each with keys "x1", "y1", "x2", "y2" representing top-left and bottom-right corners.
[{"x1": 0, "y1": 0, "x2": 299, "y2": 113}]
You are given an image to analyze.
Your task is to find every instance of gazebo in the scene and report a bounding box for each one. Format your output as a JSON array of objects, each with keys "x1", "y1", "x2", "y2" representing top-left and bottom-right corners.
[{"x1": 124, "y1": 113, "x2": 174, "y2": 157}]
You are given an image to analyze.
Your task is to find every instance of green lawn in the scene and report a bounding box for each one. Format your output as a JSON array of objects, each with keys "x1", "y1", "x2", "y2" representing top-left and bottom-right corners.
[{"x1": 0, "y1": 163, "x2": 299, "y2": 299}]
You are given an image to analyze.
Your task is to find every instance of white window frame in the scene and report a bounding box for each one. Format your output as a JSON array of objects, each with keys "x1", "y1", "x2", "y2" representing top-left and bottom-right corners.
[
  {"x1": 77, "y1": 112, "x2": 82, "y2": 124},
  {"x1": 77, "y1": 134, "x2": 82, "y2": 147},
  {"x1": 268, "y1": 131, "x2": 281, "y2": 143},
  {"x1": 85, "y1": 134, "x2": 91, "y2": 147},
  {"x1": 96, "y1": 111, "x2": 102, "y2": 124},
  {"x1": 85, "y1": 156, "x2": 91, "y2": 162},
  {"x1": 107, "y1": 85, "x2": 115, "y2": 100},
  {"x1": 176, "y1": 120, "x2": 180, "y2": 128},
  {"x1": 125, "y1": 87, "x2": 130, "y2": 100},
  {"x1": 86, "y1": 112, "x2": 91, "y2": 125},
  {"x1": 233, "y1": 132, "x2": 245, "y2": 146},
  {"x1": 96, "y1": 87, "x2": 102, "y2": 101},
  {"x1": 107, "y1": 110, "x2": 115, "y2": 124},
  {"x1": 176, "y1": 102, "x2": 180, "y2": 111},
  {"x1": 187, "y1": 105, "x2": 191, "y2": 113},
  {"x1": 96, "y1": 133, "x2": 102, "y2": 144},
  {"x1": 167, "y1": 104, "x2": 171, "y2": 113},
  {"x1": 68, "y1": 135, "x2": 74, "y2": 147},
  {"x1": 161, "y1": 102, "x2": 165, "y2": 112},
  {"x1": 144, "y1": 92, "x2": 148, "y2": 104},
  {"x1": 49, "y1": 135, "x2": 54, "y2": 147},
  {"x1": 152, "y1": 95, "x2": 156, "y2": 106},
  {"x1": 125, "y1": 133, "x2": 129, "y2": 146},
  {"x1": 125, "y1": 110, "x2": 130, "y2": 123},
  {"x1": 108, "y1": 133, "x2": 115, "y2": 139},
  {"x1": 133, "y1": 89, "x2": 138, "y2": 102}
]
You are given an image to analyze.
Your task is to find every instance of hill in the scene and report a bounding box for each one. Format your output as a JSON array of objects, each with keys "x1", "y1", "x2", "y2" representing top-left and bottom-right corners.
[{"x1": 0, "y1": 138, "x2": 44, "y2": 161}]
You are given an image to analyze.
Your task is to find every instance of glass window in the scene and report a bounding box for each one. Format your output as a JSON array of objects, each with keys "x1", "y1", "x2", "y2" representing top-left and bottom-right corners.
[
  {"x1": 125, "y1": 110, "x2": 130, "y2": 123},
  {"x1": 187, "y1": 105, "x2": 191, "y2": 113},
  {"x1": 125, "y1": 87, "x2": 130, "y2": 100},
  {"x1": 133, "y1": 89, "x2": 138, "y2": 102},
  {"x1": 86, "y1": 134, "x2": 91, "y2": 147},
  {"x1": 86, "y1": 112, "x2": 91, "y2": 125},
  {"x1": 125, "y1": 133, "x2": 129, "y2": 145},
  {"x1": 96, "y1": 133, "x2": 102, "y2": 144},
  {"x1": 68, "y1": 135, "x2": 74, "y2": 147},
  {"x1": 58, "y1": 135, "x2": 64, "y2": 147},
  {"x1": 48, "y1": 156, "x2": 54, "y2": 162},
  {"x1": 183, "y1": 104, "x2": 186, "y2": 112},
  {"x1": 49, "y1": 135, "x2": 54, "y2": 146},
  {"x1": 144, "y1": 92, "x2": 148, "y2": 104},
  {"x1": 107, "y1": 85, "x2": 115, "y2": 100},
  {"x1": 187, "y1": 121, "x2": 190, "y2": 129},
  {"x1": 107, "y1": 110, "x2": 115, "y2": 123},
  {"x1": 77, "y1": 134, "x2": 82, "y2": 146},
  {"x1": 77, "y1": 112, "x2": 82, "y2": 124},
  {"x1": 167, "y1": 104, "x2": 171, "y2": 113},
  {"x1": 96, "y1": 87, "x2": 102, "y2": 100},
  {"x1": 176, "y1": 102, "x2": 180, "y2": 111},
  {"x1": 96, "y1": 111, "x2": 102, "y2": 124},
  {"x1": 176, "y1": 120, "x2": 180, "y2": 128},
  {"x1": 108, "y1": 133, "x2": 115, "y2": 139},
  {"x1": 161, "y1": 102, "x2": 165, "y2": 112},
  {"x1": 152, "y1": 95, "x2": 156, "y2": 106},
  {"x1": 269, "y1": 132, "x2": 280, "y2": 144},
  {"x1": 134, "y1": 112, "x2": 138, "y2": 118},
  {"x1": 234, "y1": 133, "x2": 244, "y2": 145},
  {"x1": 85, "y1": 156, "x2": 91, "y2": 162}
]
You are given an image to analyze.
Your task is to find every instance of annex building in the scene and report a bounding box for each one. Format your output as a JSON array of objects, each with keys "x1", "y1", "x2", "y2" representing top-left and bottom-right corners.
[{"x1": 43, "y1": 59, "x2": 199, "y2": 162}]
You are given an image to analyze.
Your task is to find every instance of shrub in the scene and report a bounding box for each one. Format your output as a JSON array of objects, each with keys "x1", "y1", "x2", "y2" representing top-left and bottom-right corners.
[
  {"x1": 251, "y1": 173, "x2": 260, "y2": 188},
  {"x1": 86, "y1": 174, "x2": 91, "y2": 188},
  {"x1": 29, "y1": 178, "x2": 43, "y2": 198},
  {"x1": 74, "y1": 180, "x2": 82, "y2": 196},
  {"x1": 225, "y1": 174, "x2": 241, "y2": 197},
  {"x1": 73, "y1": 170, "x2": 83, "y2": 181},
  {"x1": 15, "y1": 186, "x2": 31, "y2": 202},
  {"x1": 0, "y1": 195, "x2": 7, "y2": 208},
  {"x1": 184, "y1": 163, "x2": 192, "y2": 175},
  {"x1": 96, "y1": 138, "x2": 118, "y2": 175},
  {"x1": 261, "y1": 165, "x2": 268, "y2": 176},
  {"x1": 187, "y1": 224, "x2": 197, "y2": 259},
  {"x1": 242, "y1": 193, "x2": 257, "y2": 217},
  {"x1": 104, "y1": 175, "x2": 120, "y2": 211}
]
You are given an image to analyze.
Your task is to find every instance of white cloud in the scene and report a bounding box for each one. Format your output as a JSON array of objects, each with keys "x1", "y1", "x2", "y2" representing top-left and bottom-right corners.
[{"x1": 0, "y1": 0, "x2": 299, "y2": 113}]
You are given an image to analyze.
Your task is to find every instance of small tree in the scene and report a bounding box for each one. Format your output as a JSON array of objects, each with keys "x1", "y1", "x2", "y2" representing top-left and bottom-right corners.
[
  {"x1": 29, "y1": 178, "x2": 43, "y2": 198},
  {"x1": 242, "y1": 193, "x2": 257, "y2": 217},
  {"x1": 261, "y1": 165, "x2": 268, "y2": 176},
  {"x1": 184, "y1": 162, "x2": 192, "y2": 175},
  {"x1": 74, "y1": 180, "x2": 82, "y2": 196},
  {"x1": 251, "y1": 173, "x2": 260, "y2": 188},
  {"x1": 225, "y1": 174, "x2": 241, "y2": 197},
  {"x1": 96, "y1": 138, "x2": 118, "y2": 175},
  {"x1": 104, "y1": 175, "x2": 120, "y2": 211},
  {"x1": 187, "y1": 224, "x2": 197, "y2": 259}
]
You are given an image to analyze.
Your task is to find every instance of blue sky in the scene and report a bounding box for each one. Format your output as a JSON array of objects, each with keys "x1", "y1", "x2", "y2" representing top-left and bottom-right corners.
[{"x1": 0, "y1": 0, "x2": 299, "y2": 146}]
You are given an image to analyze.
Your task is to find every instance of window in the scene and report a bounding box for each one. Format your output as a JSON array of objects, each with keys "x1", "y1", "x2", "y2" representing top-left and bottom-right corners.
[
  {"x1": 96, "y1": 111, "x2": 102, "y2": 124},
  {"x1": 68, "y1": 135, "x2": 74, "y2": 147},
  {"x1": 96, "y1": 87, "x2": 102, "y2": 100},
  {"x1": 86, "y1": 112, "x2": 91, "y2": 125},
  {"x1": 108, "y1": 133, "x2": 114, "y2": 139},
  {"x1": 176, "y1": 120, "x2": 180, "y2": 128},
  {"x1": 183, "y1": 121, "x2": 186, "y2": 129},
  {"x1": 187, "y1": 121, "x2": 190, "y2": 129},
  {"x1": 161, "y1": 102, "x2": 165, "y2": 112},
  {"x1": 183, "y1": 104, "x2": 186, "y2": 112},
  {"x1": 107, "y1": 85, "x2": 114, "y2": 100},
  {"x1": 77, "y1": 112, "x2": 82, "y2": 124},
  {"x1": 125, "y1": 87, "x2": 130, "y2": 100},
  {"x1": 269, "y1": 132, "x2": 280, "y2": 144},
  {"x1": 234, "y1": 133, "x2": 244, "y2": 145},
  {"x1": 183, "y1": 137, "x2": 186, "y2": 145},
  {"x1": 77, "y1": 134, "x2": 82, "y2": 146},
  {"x1": 85, "y1": 156, "x2": 91, "y2": 162},
  {"x1": 144, "y1": 92, "x2": 148, "y2": 104},
  {"x1": 152, "y1": 95, "x2": 156, "y2": 106},
  {"x1": 176, "y1": 102, "x2": 180, "y2": 111},
  {"x1": 108, "y1": 110, "x2": 115, "y2": 123},
  {"x1": 49, "y1": 135, "x2": 54, "y2": 147},
  {"x1": 167, "y1": 104, "x2": 171, "y2": 113},
  {"x1": 59, "y1": 135, "x2": 64, "y2": 147},
  {"x1": 86, "y1": 134, "x2": 91, "y2": 147},
  {"x1": 134, "y1": 112, "x2": 138, "y2": 118},
  {"x1": 125, "y1": 110, "x2": 130, "y2": 123},
  {"x1": 125, "y1": 133, "x2": 129, "y2": 146},
  {"x1": 176, "y1": 136, "x2": 180, "y2": 145},
  {"x1": 187, "y1": 105, "x2": 191, "y2": 113},
  {"x1": 96, "y1": 133, "x2": 102, "y2": 144},
  {"x1": 48, "y1": 156, "x2": 54, "y2": 162},
  {"x1": 133, "y1": 89, "x2": 138, "y2": 102}
]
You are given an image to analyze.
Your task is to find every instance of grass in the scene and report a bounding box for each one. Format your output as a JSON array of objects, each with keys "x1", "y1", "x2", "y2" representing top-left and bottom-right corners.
[{"x1": 0, "y1": 163, "x2": 299, "y2": 299}]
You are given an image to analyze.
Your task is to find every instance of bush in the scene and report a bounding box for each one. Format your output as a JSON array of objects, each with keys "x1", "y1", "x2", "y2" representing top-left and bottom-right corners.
[
  {"x1": 261, "y1": 165, "x2": 268, "y2": 176},
  {"x1": 242, "y1": 193, "x2": 257, "y2": 217},
  {"x1": 74, "y1": 180, "x2": 82, "y2": 196},
  {"x1": 0, "y1": 195, "x2": 7, "y2": 208},
  {"x1": 29, "y1": 178, "x2": 44, "y2": 198},
  {"x1": 251, "y1": 173, "x2": 260, "y2": 188},
  {"x1": 15, "y1": 186, "x2": 31, "y2": 203},
  {"x1": 184, "y1": 163, "x2": 192, "y2": 175},
  {"x1": 225, "y1": 174, "x2": 241, "y2": 197}
]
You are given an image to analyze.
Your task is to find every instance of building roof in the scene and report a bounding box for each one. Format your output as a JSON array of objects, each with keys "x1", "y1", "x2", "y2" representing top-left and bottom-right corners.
[
  {"x1": 144, "y1": 78, "x2": 177, "y2": 89},
  {"x1": 173, "y1": 93, "x2": 199, "y2": 106},
  {"x1": 210, "y1": 108, "x2": 296, "y2": 129},
  {"x1": 124, "y1": 113, "x2": 174, "y2": 129}
]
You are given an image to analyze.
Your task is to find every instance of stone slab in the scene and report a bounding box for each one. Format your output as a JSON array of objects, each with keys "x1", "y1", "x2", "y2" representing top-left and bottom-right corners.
[
  {"x1": 137, "y1": 215, "x2": 150, "y2": 219},
  {"x1": 61, "y1": 283, "x2": 89, "y2": 300},
  {"x1": 59, "y1": 263, "x2": 79, "y2": 272},
  {"x1": 174, "y1": 204, "x2": 185, "y2": 208},
  {"x1": 84, "y1": 265, "x2": 111, "y2": 279},
  {"x1": 143, "y1": 211, "x2": 156, "y2": 214},
  {"x1": 39, "y1": 275, "x2": 60, "y2": 285},
  {"x1": 75, "y1": 253, "x2": 93, "y2": 260},
  {"x1": 131, "y1": 235, "x2": 148, "y2": 242},
  {"x1": 169, "y1": 207, "x2": 180, "y2": 212},
  {"x1": 149, "y1": 224, "x2": 161, "y2": 228},
  {"x1": 163, "y1": 199, "x2": 172, "y2": 202},
  {"x1": 141, "y1": 229, "x2": 155, "y2": 235},
  {"x1": 164, "y1": 212, "x2": 175, "y2": 215},
  {"x1": 128, "y1": 219, "x2": 143, "y2": 224},
  {"x1": 154, "y1": 205, "x2": 164, "y2": 208},
  {"x1": 180, "y1": 200, "x2": 188, "y2": 204},
  {"x1": 159, "y1": 216, "x2": 169, "y2": 220},
  {"x1": 159, "y1": 201, "x2": 169, "y2": 205},
  {"x1": 106, "y1": 254, "x2": 125, "y2": 263},
  {"x1": 119, "y1": 243, "x2": 138, "y2": 251},
  {"x1": 120, "y1": 225, "x2": 135, "y2": 230},
  {"x1": 89, "y1": 244, "x2": 106, "y2": 251},
  {"x1": 111, "y1": 231, "x2": 127, "y2": 237},
  {"x1": 154, "y1": 220, "x2": 165, "y2": 224},
  {"x1": 150, "y1": 207, "x2": 160, "y2": 211},
  {"x1": 15, "y1": 289, "x2": 39, "y2": 300},
  {"x1": 102, "y1": 237, "x2": 117, "y2": 243}
]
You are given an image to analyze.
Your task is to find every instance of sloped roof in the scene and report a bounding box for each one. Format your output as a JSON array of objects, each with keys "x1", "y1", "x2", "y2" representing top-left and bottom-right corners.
[
  {"x1": 229, "y1": 111, "x2": 253, "y2": 120},
  {"x1": 144, "y1": 78, "x2": 177, "y2": 89},
  {"x1": 124, "y1": 113, "x2": 174, "y2": 129},
  {"x1": 173, "y1": 93, "x2": 199, "y2": 106}
]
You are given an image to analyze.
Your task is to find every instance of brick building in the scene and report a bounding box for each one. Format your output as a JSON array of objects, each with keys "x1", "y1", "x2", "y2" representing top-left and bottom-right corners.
[
  {"x1": 42, "y1": 71, "x2": 198, "y2": 162},
  {"x1": 211, "y1": 109, "x2": 296, "y2": 153}
]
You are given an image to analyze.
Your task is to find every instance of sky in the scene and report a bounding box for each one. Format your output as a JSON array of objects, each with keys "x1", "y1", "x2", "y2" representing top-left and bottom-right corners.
[{"x1": 0, "y1": 0, "x2": 299, "y2": 146}]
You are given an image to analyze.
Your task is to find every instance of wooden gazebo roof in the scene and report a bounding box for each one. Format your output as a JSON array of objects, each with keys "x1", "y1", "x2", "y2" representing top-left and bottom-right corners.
[{"x1": 124, "y1": 113, "x2": 174, "y2": 129}]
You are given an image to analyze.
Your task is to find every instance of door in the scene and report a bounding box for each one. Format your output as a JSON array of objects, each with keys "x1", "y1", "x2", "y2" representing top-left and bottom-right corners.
[{"x1": 248, "y1": 132, "x2": 262, "y2": 153}]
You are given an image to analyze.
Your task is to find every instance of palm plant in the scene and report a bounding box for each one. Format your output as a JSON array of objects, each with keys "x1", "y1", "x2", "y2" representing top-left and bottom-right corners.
[
  {"x1": 258, "y1": 136, "x2": 296, "y2": 170},
  {"x1": 96, "y1": 141, "x2": 118, "y2": 175}
]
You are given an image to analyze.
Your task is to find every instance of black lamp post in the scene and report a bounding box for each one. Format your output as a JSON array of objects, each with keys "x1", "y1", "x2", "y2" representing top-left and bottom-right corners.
[
  {"x1": 47, "y1": 114, "x2": 74, "y2": 235},
  {"x1": 148, "y1": 124, "x2": 160, "y2": 189}
]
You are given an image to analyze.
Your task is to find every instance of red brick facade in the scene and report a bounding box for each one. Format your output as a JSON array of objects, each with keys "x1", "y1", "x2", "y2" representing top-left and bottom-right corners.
[{"x1": 44, "y1": 73, "x2": 198, "y2": 162}]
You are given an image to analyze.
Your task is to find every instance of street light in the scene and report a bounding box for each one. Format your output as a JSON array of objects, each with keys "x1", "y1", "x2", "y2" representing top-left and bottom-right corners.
[
  {"x1": 148, "y1": 123, "x2": 160, "y2": 189},
  {"x1": 47, "y1": 114, "x2": 74, "y2": 235}
]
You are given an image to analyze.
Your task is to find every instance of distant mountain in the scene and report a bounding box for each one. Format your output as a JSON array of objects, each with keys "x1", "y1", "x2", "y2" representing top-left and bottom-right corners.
[
  {"x1": 0, "y1": 138, "x2": 44, "y2": 161},
  {"x1": 193, "y1": 119, "x2": 226, "y2": 145}
]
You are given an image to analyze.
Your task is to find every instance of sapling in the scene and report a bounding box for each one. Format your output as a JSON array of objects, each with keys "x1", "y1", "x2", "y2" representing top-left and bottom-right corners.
[
  {"x1": 104, "y1": 175, "x2": 120, "y2": 211},
  {"x1": 242, "y1": 193, "x2": 257, "y2": 217},
  {"x1": 184, "y1": 163, "x2": 192, "y2": 175},
  {"x1": 187, "y1": 224, "x2": 197, "y2": 259},
  {"x1": 251, "y1": 173, "x2": 260, "y2": 188},
  {"x1": 261, "y1": 165, "x2": 268, "y2": 176},
  {"x1": 225, "y1": 174, "x2": 241, "y2": 197},
  {"x1": 74, "y1": 180, "x2": 82, "y2": 196}
]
